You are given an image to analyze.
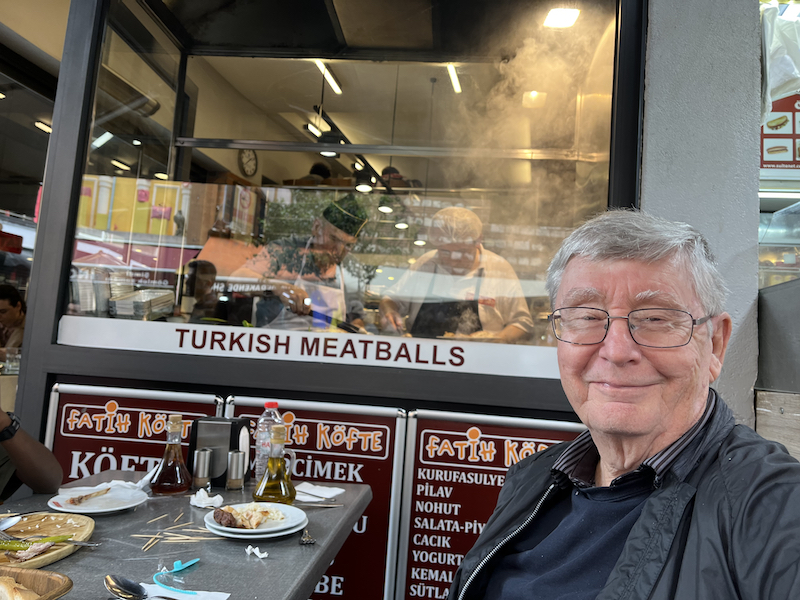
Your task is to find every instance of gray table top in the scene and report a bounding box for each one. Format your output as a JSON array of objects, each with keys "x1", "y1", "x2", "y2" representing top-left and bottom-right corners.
[{"x1": 1, "y1": 482, "x2": 372, "y2": 600}]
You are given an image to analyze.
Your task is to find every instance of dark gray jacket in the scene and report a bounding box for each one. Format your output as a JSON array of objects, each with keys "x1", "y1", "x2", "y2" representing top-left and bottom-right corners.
[{"x1": 450, "y1": 394, "x2": 800, "y2": 600}]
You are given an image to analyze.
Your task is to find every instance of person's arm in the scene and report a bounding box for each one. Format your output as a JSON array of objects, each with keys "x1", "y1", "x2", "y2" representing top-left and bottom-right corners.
[
  {"x1": 378, "y1": 297, "x2": 406, "y2": 333},
  {"x1": 0, "y1": 412, "x2": 63, "y2": 494}
]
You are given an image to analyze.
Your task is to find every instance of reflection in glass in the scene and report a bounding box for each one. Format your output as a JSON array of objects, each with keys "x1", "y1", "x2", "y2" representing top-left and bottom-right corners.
[{"x1": 69, "y1": 0, "x2": 618, "y2": 348}]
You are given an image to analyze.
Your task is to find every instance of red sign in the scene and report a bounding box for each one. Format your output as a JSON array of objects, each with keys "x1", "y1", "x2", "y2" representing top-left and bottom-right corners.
[
  {"x1": 234, "y1": 399, "x2": 403, "y2": 600},
  {"x1": 399, "y1": 413, "x2": 581, "y2": 600},
  {"x1": 762, "y1": 94, "x2": 800, "y2": 170},
  {"x1": 49, "y1": 391, "x2": 214, "y2": 480}
]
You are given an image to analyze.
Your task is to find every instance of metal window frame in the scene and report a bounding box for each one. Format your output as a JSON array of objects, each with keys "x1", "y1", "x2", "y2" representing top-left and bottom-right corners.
[{"x1": 17, "y1": 0, "x2": 646, "y2": 435}]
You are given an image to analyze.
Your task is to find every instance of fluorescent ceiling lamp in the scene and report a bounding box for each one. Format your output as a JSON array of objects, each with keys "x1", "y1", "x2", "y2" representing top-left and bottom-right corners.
[
  {"x1": 34, "y1": 121, "x2": 53, "y2": 134},
  {"x1": 110, "y1": 159, "x2": 130, "y2": 171},
  {"x1": 154, "y1": 172, "x2": 168, "y2": 180},
  {"x1": 305, "y1": 123, "x2": 322, "y2": 137},
  {"x1": 759, "y1": 191, "x2": 800, "y2": 199},
  {"x1": 447, "y1": 64, "x2": 462, "y2": 94},
  {"x1": 91, "y1": 131, "x2": 114, "y2": 149},
  {"x1": 315, "y1": 60, "x2": 343, "y2": 95},
  {"x1": 544, "y1": 8, "x2": 580, "y2": 28},
  {"x1": 132, "y1": 139, "x2": 142, "y2": 146}
]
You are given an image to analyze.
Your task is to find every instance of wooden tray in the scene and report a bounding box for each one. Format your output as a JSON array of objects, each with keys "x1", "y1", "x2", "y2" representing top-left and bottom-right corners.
[
  {"x1": 0, "y1": 513, "x2": 94, "y2": 569},
  {"x1": 0, "y1": 565, "x2": 72, "y2": 599}
]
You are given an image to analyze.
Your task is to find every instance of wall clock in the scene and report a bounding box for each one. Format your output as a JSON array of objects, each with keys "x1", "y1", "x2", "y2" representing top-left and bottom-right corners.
[{"x1": 238, "y1": 149, "x2": 258, "y2": 177}]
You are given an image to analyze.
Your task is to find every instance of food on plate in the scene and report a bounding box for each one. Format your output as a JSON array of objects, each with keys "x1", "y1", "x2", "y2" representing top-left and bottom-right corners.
[
  {"x1": 767, "y1": 115, "x2": 790, "y2": 130},
  {"x1": 66, "y1": 487, "x2": 110, "y2": 505},
  {"x1": 213, "y1": 503, "x2": 285, "y2": 529},
  {"x1": 767, "y1": 146, "x2": 789, "y2": 154},
  {"x1": 0, "y1": 575, "x2": 40, "y2": 600},
  {"x1": 3, "y1": 542, "x2": 55, "y2": 563}
]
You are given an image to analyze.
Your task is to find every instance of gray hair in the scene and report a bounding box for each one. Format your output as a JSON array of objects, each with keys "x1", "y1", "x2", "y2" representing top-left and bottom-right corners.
[
  {"x1": 429, "y1": 207, "x2": 483, "y2": 246},
  {"x1": 545, "y1": 210, "x2": 728, "y2": 315}
]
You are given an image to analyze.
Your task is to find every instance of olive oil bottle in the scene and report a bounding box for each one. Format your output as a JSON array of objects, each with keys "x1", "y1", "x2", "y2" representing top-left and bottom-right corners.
[{"x1": 252, "y1": 424, "x2": 296, "y2": 504}]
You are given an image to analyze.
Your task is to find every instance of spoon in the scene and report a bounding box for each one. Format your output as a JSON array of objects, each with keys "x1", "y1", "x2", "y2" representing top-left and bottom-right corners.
[
  {"x1": 0, "y1": 516, "x2": 21, "y2": 531},
  {"x1": 103, "y1": 575, "x2": 172, "y2": 600}
]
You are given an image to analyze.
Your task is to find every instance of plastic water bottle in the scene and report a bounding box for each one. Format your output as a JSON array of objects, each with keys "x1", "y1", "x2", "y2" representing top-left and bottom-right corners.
[{"x1": 254, "y1": 401, "x2": 282, "y2": 481}]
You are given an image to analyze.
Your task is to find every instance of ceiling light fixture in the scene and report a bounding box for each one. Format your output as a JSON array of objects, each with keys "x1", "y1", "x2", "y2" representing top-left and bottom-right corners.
[
  {"x1": 110, "y1": 159, "x2": 130, "y2": 171},
  {"x1": 353, "y1": 161, "x2": 364, "y2": 171},
  {"x1": 305, "y1": 123, "x2": 322, "y2": 137},
  {"x1": 91, "y1": 131, "x2": 114, "y2": 149},
  {"x1": 355, "y1": 172, "x2": 373, "y2": 193},
  {"x1": 395, "y1": 222, "x2": 409, "y2": 230},
  {"x1": 522, "y1": 90, "x2": 548, "y2": 108},
  {"x1": 544, "y1": 8, "x2": 580, "y2": 28},
  {"x1": 447, "y1": 64, "x2": 462, "y2": 94},
  {"x1": 132, "y1": 139, "x2": 142, "y2": 146},
  {"x1": 34, "y1": 121, "x2": 53, "y2": 134},
  {"x1": 154, "y1": 172, "x2": 169, "y2": 180},
  {"x1": 318, "y1": 131, "x2": 342, "y2": 158},
  {"x1": 0, "y1": 93, "x2": 6, "y2": 100},
  {"x1": 314, "y1": 60, "x2": 343, "y2": 95},
  {"x1": 414, "y1": 239, "x2": 427, "y2": 246},
  {"x1": 378, "y1": 199, "x2": 394, "y2": 214}
]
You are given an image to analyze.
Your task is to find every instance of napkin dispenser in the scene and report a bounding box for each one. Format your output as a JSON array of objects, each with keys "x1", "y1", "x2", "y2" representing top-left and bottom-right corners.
[{"x1": 187, "y1": 396, "x2": 251, "y2": 488}]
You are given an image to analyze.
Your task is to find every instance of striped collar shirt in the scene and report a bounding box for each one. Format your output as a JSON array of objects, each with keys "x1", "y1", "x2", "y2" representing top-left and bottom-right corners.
[{"x1": 552, "y1": 390, "x2": 717, "y2": 488}]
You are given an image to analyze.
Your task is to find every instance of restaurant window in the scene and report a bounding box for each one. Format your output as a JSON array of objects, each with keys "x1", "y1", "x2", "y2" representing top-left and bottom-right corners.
[
  {"x1": 64, "y1": 0, "x2": 618, "y2": 357},
  {"x1": 0, "y1": 69, "x2": 52, "y2": 373}
]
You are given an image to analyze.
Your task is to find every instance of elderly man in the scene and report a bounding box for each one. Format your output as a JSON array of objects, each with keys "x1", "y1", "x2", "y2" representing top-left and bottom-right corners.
[
  {"x1": 450, "y1": 210, "x2": 800, "y2": 600},
  {"x1": 379, "y1": 207, "x2": 533, "y2": 343}
]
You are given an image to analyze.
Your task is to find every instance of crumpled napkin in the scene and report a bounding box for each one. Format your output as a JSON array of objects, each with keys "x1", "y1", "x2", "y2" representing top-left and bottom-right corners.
[
  {"x1": 57, "y1": 464, "x2": 159, "y2": 497},
  {"x1": 189, "y1": 488, "x2": 223, "y2": 508},
  {"x1": 140, "y1": 583, "x2": 229, "y2": 600},
  {"x1": 295, "y1": 482, "x2": 344, "y2": 502}
]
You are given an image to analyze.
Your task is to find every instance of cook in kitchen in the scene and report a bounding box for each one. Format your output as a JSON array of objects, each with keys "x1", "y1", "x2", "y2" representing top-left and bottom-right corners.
[
  {"x1": 224, "y1": 195, "x2": 368, "y2": 331},
  {"x1": 379, "y1": 207, "x2": 534, "y2": 342}
]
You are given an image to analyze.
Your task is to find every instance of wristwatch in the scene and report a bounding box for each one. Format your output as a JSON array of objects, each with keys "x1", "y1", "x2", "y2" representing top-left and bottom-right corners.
[{"x1": 0, "y1": 412, "x2": 20, "y2": 441}]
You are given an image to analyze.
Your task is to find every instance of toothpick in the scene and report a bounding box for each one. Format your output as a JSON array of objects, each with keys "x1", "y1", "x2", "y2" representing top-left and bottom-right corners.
[
  {"x1": 164, "y1": 522, "x2": 193, "y2": 531},
  {"x1": 173, "y1": 512, "x2": 184, "y2": 523},
  {"x1": 147, "y1": 514, "x2": 168, "y2": 524}
]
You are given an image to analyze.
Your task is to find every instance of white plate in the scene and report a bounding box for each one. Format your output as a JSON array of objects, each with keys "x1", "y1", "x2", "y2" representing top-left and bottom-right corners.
[
  {"x1": 205, "y1": 516, "x2": 308, "y2": 540},
  {"x1": 47, "y1": 488, "x2": 148, "y2": 514},
  {"x1": 203, "y1": 503, "x2": 306, "y2": 535}
]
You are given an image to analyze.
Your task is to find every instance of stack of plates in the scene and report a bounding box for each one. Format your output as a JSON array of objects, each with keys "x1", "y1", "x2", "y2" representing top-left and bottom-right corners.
[{"x1": 204, "y1": 503, "x2": 308, "y2": 539}]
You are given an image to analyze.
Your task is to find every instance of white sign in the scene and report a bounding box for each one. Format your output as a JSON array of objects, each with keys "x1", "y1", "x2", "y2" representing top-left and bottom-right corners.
[{"x1": 57, "y1": 316, "x2": 559, "y2": 379}]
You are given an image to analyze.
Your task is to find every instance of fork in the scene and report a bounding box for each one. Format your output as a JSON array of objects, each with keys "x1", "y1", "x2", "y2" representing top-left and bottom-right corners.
[
  {"x1": 0, "y1": 530, "x2": 101, "y2": 547},
  {"x1": 299, "y1": 529, "x2": 316, "y2": 545}
]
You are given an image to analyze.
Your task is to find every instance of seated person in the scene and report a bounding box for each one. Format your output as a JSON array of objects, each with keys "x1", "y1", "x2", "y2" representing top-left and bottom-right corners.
[
  {"x1": 227, "y1": 195, "x2": 368, "y2": 331},
  {"x1": 379, "y1": 207, "x2": 534, "y2": 343},
  {"x1": 185, "y1": 260, "x2": 219, "y2": 324},
  {"x1": 0, "y1": 411, "x2": 63, "y2": 501},
  {"x1": 294, "y1": 162, "x2": 332, "y2": 186},
  {"x1": 0, "y1": 285, "x2": 25, "y2": 362}
]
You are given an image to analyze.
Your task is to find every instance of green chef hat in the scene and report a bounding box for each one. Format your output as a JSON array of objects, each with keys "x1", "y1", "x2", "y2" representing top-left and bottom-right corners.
[{"x1": 322, "y1": 194, "x2": 368, "y2": 237}]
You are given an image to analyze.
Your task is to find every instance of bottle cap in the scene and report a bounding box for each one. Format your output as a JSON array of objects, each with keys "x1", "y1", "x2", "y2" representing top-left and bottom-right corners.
[
  {"x1": 167, "y1": 414, "x2": 182, "y2": 432},
  {"x1": 270, "y1": 424, "x2": 286, "y2": 444},
  {"x1": 265, "y1": 401, "x2": 278, "y2": 408}
]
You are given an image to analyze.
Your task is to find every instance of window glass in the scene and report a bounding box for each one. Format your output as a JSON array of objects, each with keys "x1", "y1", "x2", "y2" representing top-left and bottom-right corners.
[
  {"x1": 0, "y1": 71, "x2": 52, "y2": 371},
  {"x1": 66, "y1": 0, "x2": 617, "y2": 353}
]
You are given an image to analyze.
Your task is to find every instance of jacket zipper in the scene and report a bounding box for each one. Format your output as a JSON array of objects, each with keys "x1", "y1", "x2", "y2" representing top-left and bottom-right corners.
[{"x1": 457, "y1": 482, "x2": 558, "y2": 600}]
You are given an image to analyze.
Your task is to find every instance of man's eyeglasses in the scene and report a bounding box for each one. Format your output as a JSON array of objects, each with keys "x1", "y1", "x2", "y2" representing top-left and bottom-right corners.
[{"x1": 548, "y1": 307, "x2": 712, "y2": 348}]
